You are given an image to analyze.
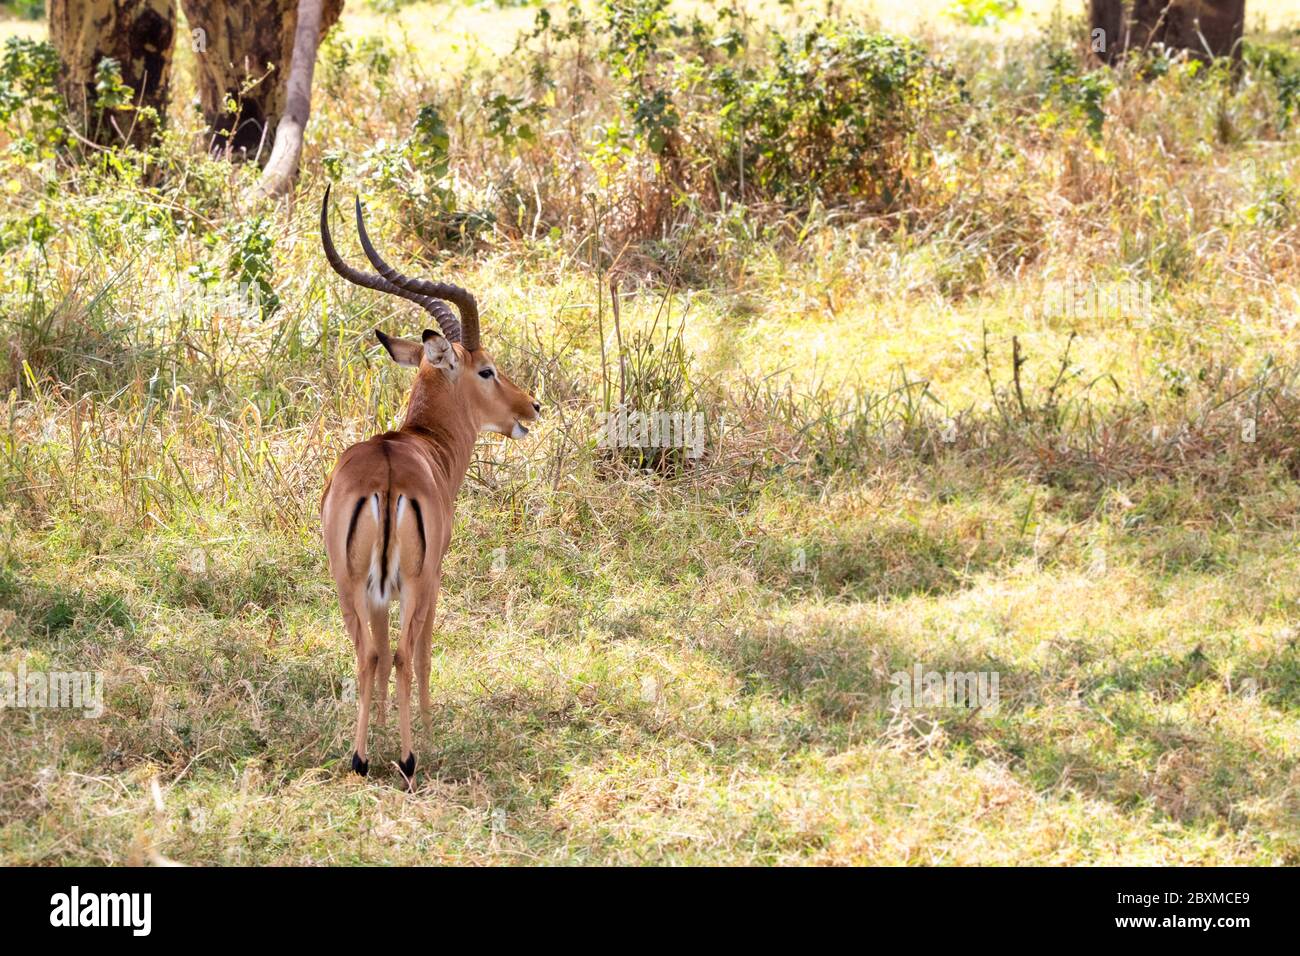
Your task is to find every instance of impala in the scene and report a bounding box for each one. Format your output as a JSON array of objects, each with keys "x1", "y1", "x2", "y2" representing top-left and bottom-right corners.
[{"x1": 319, "y1": 186, "x2": 540, "y2": 783}]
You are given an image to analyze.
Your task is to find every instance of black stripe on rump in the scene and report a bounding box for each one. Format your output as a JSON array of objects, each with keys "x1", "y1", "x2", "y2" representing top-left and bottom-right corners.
[
  {"x1": 344, "y1": 496, "x2": 367, "y2": 570},
  {"x1": 409, "y1": 498, "x2": 427, "y2": 575}
]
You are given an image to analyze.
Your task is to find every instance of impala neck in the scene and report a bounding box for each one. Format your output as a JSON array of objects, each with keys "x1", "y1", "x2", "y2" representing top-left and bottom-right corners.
[{"x1": 398, "y1": 367, "x2": 477, "y2": 497}]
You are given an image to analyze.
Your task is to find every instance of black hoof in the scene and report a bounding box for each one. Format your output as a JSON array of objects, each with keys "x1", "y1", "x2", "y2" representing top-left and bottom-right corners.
[
  {"x1": 397, "y1": 753, "x2": 415, "y2": 780},
  {"x1": 351, "y1": 751, "x2": 369, "y2": 776}
]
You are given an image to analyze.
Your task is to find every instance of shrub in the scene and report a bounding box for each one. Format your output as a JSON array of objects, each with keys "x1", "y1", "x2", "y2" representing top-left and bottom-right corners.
[
  {"x1": 711, "y1": 25, "x2": 959, "y2": 205},
  {"x1": 0, "y1": 37, "x2": 63, "y2": 148},
  {"x1": 1042, "y1": 46, "x2": 1112, "y2": 142}
]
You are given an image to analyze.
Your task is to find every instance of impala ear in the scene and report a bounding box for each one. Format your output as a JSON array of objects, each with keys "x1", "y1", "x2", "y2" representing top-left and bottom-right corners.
[
  {"x1": 375, "y1": 329, "x2": 423, "y2": 367},
  {"x1": 422, "y1": 328, "x2": 459, "y2": 375}
]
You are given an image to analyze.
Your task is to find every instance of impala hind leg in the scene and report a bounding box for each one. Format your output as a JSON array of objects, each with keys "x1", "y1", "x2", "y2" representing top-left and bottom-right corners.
[
  {"x1": 415, "y1": 598, "x2": 436, "y2": 736},
  {"x1": 393, "y1": 603, "x2": 424, "y2": 786},
  {"x1": 342, "y1": 593, "x2": 376, "y2": 775},
  {"x1": 369, "y1": 606, "x2": 392, "y2": 728}
]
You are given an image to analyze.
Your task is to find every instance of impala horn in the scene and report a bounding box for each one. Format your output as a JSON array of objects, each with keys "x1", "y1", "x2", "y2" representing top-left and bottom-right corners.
[
  {"x1": 319, "y1": 185, "x2": 462, "y2": 343},
  {"x1": 353, "y1": 198, "x2": 481, "y2": 353}
]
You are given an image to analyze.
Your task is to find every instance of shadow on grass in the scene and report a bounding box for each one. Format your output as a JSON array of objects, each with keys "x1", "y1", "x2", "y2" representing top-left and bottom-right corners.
[
  {"x1": 4, "y1": 540, "x2": 1296, "y2": 855},
  {"x1": 0, "y1": 562, "x2": 136, "y2": 650},
  {"x1": 747, "y1": 521, "x2": 1030, "y2": 604},
  {"x1": 675, "y1": 585, "x2": 1299, "y2": 843}
]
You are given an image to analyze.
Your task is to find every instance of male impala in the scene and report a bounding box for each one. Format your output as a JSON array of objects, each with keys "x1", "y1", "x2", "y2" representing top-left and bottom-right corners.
[{"x1": 319, "y1": 186, "x2": 540, "y2": 783}]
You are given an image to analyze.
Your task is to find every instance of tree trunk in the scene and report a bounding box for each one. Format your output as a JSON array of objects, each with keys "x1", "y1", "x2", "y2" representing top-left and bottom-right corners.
[
  {"x1": 180, "y1": 0, "x2": 342, "y2": 160},
  {"x1": 250, "y1": 0, "x2": 327, "y2": 198},
  {"x1": 47, "y1": 0, "x2": 178, "y2": 147},
  {"x1": 1131, "y1": 0, "x2": 1245, "y2": 62},
  {"x1": 1091, "y1": 2, "x2": 1246, "y2": 65},
  {"x1": 1088, "y1": 0, "x2": 1127, "y2": 64}
]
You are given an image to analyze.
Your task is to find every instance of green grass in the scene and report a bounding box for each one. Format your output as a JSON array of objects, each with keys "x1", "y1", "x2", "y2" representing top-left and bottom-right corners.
[{"x1": 1, "y1": 1, "x2": 1299, "y2": 864}]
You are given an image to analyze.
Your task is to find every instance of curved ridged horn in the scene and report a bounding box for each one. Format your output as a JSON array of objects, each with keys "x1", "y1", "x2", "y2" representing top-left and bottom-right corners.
[
  {"x1": 353, "y1": 198, "x2": 481, "y2": 353},
  {"x1": 319, "y1": 185, "x2": 462, "y2": 343}
]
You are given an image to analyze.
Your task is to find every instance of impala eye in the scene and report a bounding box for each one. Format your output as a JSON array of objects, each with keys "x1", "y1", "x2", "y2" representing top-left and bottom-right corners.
[{"x1": 478, "y1": 368, "x2": 495, "y2": 379}]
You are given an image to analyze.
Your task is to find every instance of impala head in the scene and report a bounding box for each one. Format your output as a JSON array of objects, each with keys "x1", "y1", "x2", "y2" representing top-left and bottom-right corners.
[
  {"x1": 321, "y1": 186, "x2": 540, "y2": 438},
  {"x1": 371, "y1": 328, "x2": 540, "y2": 438}
]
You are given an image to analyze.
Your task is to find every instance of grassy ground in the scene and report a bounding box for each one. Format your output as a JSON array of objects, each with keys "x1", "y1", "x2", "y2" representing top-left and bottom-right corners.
[{"x1": 1, "y1": 1, "x2": 1299, "y2": 864}]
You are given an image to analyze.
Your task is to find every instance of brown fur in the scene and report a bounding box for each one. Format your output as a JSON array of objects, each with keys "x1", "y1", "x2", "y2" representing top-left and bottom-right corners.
[{"x1": 321, "y1": 334, "x2": 539, "y2": 778}]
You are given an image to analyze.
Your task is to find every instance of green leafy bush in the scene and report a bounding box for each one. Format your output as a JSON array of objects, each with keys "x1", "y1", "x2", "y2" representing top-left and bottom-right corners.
[
  {"x1": 712, "y1": 25, "x2": 958, "y2": 204},
  {"x1": 1245, "y1": 40, "x2": 1300, "y2": 129},
  {"x1": 359, "y1": 104, "x2": 494, "y2": 248},
  {"x1": 1043, "y1": 47, "x2": 1112, "y2": 141},
  {"x1": 0, "y1": 37, "x2": 63, "y2": 148},
  {"x1": 227, "y1": 215, "x2": 280, "y2": 318}
]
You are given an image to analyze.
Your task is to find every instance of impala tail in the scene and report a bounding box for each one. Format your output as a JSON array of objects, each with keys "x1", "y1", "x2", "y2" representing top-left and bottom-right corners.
[
  {"x1": 343, "y1": 489, "x2": 396, "y2": 608},
  {"x1": 334, "y1": 474, "x2": 430, "y2": 610}
]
